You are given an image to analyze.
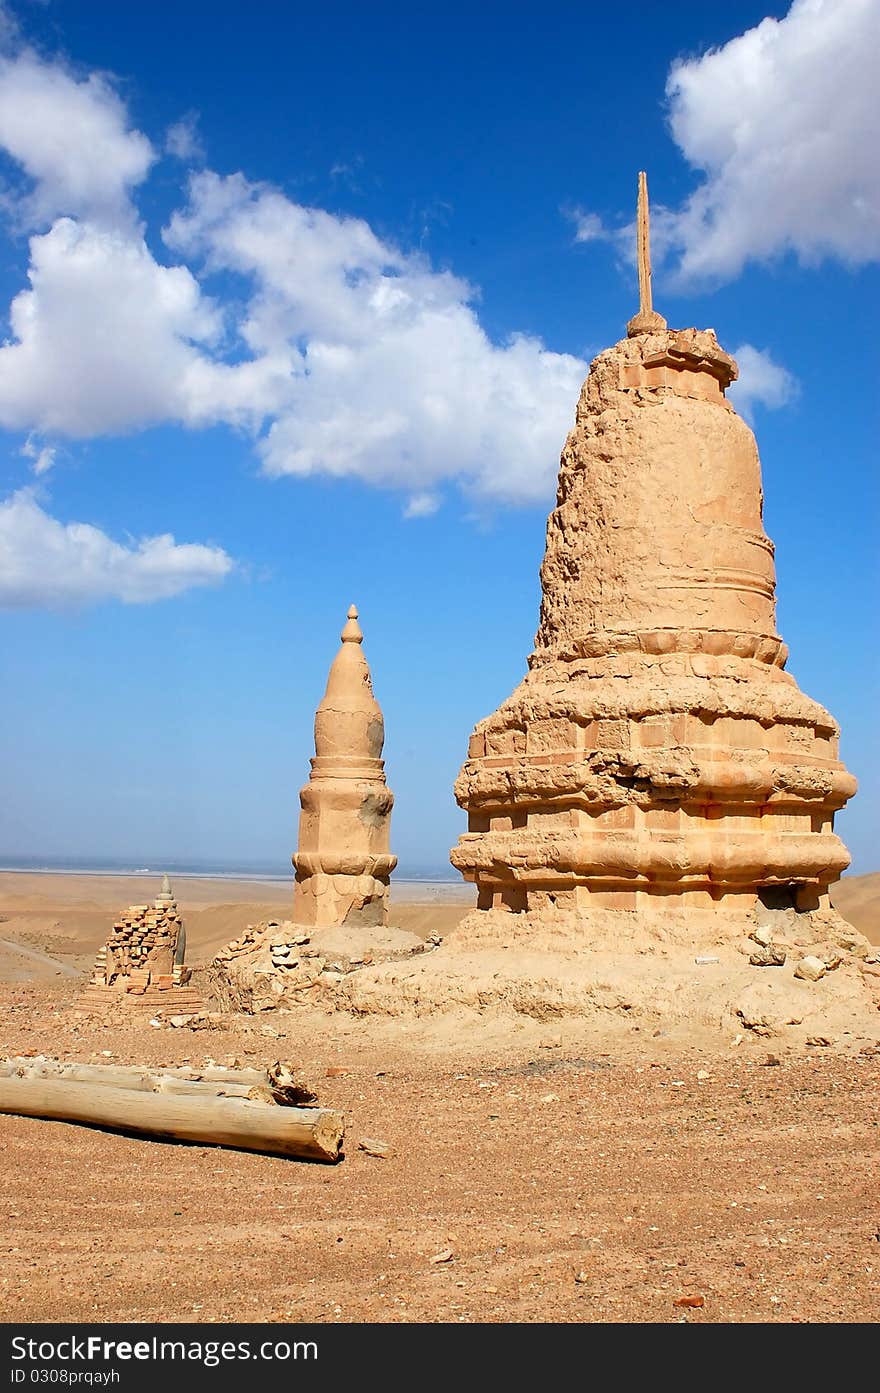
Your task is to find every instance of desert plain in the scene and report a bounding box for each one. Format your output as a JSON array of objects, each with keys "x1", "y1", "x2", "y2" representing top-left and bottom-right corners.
[{"x1": 0, "y1": 868, "x2": 878, "y2": 1325}]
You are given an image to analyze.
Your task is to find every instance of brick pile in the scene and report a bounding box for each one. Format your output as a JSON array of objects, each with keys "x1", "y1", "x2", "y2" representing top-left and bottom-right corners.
[
  {"x1": 93, "y1": 901, "x2": 187, "y2": 994},
  {"x1": 82, "y1": 875, "x2": 205, "y2": 1013},
  {"x1": 209, "y1": 921, "x2": 327, "y2": 1013},
  {"x1": 208, "y1": 917, "x2": 433, "y2": 1013}
]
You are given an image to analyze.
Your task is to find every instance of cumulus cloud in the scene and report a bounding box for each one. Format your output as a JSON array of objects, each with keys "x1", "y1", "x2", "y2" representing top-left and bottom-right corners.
[
  {"x1": 0, "y1": 50, "x2": 153, "y2": 230},
  {"x1": 403, "y1": 491, "x2": 440, "y2": 519},
  {"x1": 0, "y1": 41, "x2": 587, "y2": 505},
  {"x1": 20, "y1": 435, "x2": 55, "y2": 475},
  {"x1": 567, "y1": 208, "x2": 611, "y2": 245},
  {"x1": 728, "y1": 343, "x2": 799, "y2": 422},
  {"x1": 169, "y1": 174, "x2": 577, "y2": 500},
  {"x1": 661, "y1": 0, "x2": 880, "y2": 283},
  {"x1": 166, "y1": 172, "x2": 585, "y2": 501},
  {"x1": 0, "y1": 217, "x2": 227, "y2": 435},
  {"x1": 166, "y1": 112, "x2": 204, "y2": 164},
  {"x1": 0, "y1": 489, "x2": 234, "y2": 608}
]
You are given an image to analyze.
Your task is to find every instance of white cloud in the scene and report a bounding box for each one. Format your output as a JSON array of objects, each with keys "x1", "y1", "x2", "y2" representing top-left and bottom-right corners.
[
  {"x1": 166, "y1": 172, "x2": 587, "y2": 502},
  {"x1": 0, "y1": 217, "x2": 227, "y2": 435},
  {"x1": 0, "y1": 45, "x2": 587, "y2": 506},
  {"x1": 0, "y1": 489, "x2": 234, "y2": 608},
  {"x1": 661, "y1": 0, "x2": 880, "y2": 283},
  {"x1": 403, "y1": 491, "x2": 440, "y2": 519},
  {"x1": 20, "y1": 435, "x2": 55, "y2": 475},
  {"x1": 728, "y1": 343, "x2": 799, "y2": 422},
  {"x1": 0, "y1": 50, "x2": 153, "y2": 229},
  {"x1": 567, "y1": 208, "x2": 610, "y2": 244},
  {"x1": 166, "y1": 113, "x2": 204, "y2": 164}
]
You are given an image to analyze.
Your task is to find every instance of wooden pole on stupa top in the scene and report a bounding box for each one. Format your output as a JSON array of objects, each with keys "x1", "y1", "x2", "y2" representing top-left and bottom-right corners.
[{"x1": 627, "y1": 170, "x2": 667, "y2": 337}]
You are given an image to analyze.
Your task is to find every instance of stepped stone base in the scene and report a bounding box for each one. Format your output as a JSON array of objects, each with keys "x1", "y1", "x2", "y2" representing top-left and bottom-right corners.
[
  {"x1": 208, "y1": 918, "x2": 427, "y2": 1013},
  {"x1": 78, "y1": 984, "x2": 208, "y2": 1014},
  {"x1": 332, "y1": 903, "x2": 880, "y2": 1049}
]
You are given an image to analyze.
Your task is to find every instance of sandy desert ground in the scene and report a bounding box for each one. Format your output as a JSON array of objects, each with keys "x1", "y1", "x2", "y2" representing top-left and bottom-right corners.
[{"x1": 0, "y1": 869, "x2": 878, "y2": 1325}]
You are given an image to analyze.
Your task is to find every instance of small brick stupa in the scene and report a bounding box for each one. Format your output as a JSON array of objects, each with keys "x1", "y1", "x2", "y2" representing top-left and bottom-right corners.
[{"x1": 85, "y1": 874, "x2": 203, "y2": 1010}]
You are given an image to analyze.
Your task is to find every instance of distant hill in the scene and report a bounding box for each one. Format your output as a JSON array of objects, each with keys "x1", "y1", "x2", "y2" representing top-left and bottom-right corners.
[{"x1": 831, "y1": 873, "x2": 880, "y2": 945}]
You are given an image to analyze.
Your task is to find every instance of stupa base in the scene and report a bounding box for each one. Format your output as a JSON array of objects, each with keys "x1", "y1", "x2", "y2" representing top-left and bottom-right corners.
[
  {"x1": 335, "y1": 903, "x2": 880, "y2": 1048},
  {"x1": 207, "y1": 917, "x2": 427, "y2": 1013}
]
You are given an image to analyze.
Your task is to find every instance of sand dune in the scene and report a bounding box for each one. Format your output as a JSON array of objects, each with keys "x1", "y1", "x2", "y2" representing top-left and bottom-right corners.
[{"x1": 830, "y1": 872, "x2": 880, "y2": 945}]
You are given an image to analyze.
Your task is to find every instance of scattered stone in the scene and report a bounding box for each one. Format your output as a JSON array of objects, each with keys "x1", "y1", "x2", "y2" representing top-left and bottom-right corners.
[
  {"x1": 168, "y1": 1015, "x2": 193, "y2": 1029},
  {"x1": 695, "y1": 956, "x2": 719, "y2": 965},
  {"x1": 358, "y1": 1137, "x2": 391, "y2": 1159},
  {"x1": 674, "y1": 1295, "x2": 705, "y2": 1309},
  {"x1": 736, "y1": 1009, "x2": 773, "y2": 1037},
  {"x1": 574, "y1": 1271, "x2": 589, "y2": 1284},
  {"x1": 429, "y1": 1248, "x2": 454, "y2": 1265},
  {"x1": 762, "y1": 1055, "x2": 782, "y2": 1067},
  {"x1": 750, "y1": 945, "x2": 786, "y2": 968},
  {"x1": 794, "y1": 956, "x2": 827, "y2": 982},
  {"x1": 806, "y1": 1035, "x2": 833, "y2": 1048},
  {"x1": 751, "y1": 925, "x2": 774, "y2": 947},
  {"x1": 325, "y1": 1067, "x2": 348, "y2": 1078}
]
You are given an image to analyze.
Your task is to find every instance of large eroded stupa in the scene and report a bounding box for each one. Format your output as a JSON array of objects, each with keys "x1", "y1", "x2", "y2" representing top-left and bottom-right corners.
[
  {"x1": 450, "y1": 173, "x2": 856, "y2": 937},
  {"x1": 333, "y1": 177, "x2": 874, "y2": 1041}
]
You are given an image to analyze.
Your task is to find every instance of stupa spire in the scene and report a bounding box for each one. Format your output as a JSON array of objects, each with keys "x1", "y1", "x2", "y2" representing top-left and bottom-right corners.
[
  {"x1": 154, "y1": 872, "x2": 175, "y2": 907},
  {"x1": 626, "y1": 170, "x2": 667, "y2": 337},
  {"x1": 341, "y1": 604, "x2": 363, "y2": 643}
]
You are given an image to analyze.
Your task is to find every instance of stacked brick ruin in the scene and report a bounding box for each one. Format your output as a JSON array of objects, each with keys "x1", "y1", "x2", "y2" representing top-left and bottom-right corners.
[{"x1": 88, "y1": 874, "x2": 196, "y2": 1001}]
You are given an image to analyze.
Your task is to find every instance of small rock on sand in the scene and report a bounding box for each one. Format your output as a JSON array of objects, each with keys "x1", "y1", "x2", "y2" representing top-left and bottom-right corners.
[{"x1": 794, "y1": 956, "x2": 826, "y2": 982}]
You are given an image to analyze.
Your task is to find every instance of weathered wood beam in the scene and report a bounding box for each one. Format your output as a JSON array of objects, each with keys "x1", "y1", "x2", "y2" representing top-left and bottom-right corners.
[{"x1": 0, "y1": 1076, "x2": 343, "y2": 1162}]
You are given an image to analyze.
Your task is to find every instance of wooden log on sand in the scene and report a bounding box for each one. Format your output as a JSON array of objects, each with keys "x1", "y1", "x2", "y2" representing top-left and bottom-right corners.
[
  {"x1": 0, "y1": 1060, "x2": 270, "y2": 1101},
  {"x1": 0, "y1": 1058, "x2": 316, "y2": 1106},
  {"x1": 0, "y1": 1076, "x2": 344, "y2": 1162}
]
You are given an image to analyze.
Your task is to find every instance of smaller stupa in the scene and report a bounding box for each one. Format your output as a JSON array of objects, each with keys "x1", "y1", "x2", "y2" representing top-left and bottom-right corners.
[
  {"x1": 208, "y1": 607, "x2": 423, "y2": 1012},
  {"x1": 292, "y1": 605, "x2": 397, "y2": 930},
  {"x1": 85, "y1": 873, "x2": 202, "y2": 1010}
]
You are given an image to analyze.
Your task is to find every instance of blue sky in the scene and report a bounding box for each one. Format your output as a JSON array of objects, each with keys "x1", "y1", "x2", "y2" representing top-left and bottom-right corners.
[{"x1": 0, "y1": 0, "x2": 877, "y2": 877}]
